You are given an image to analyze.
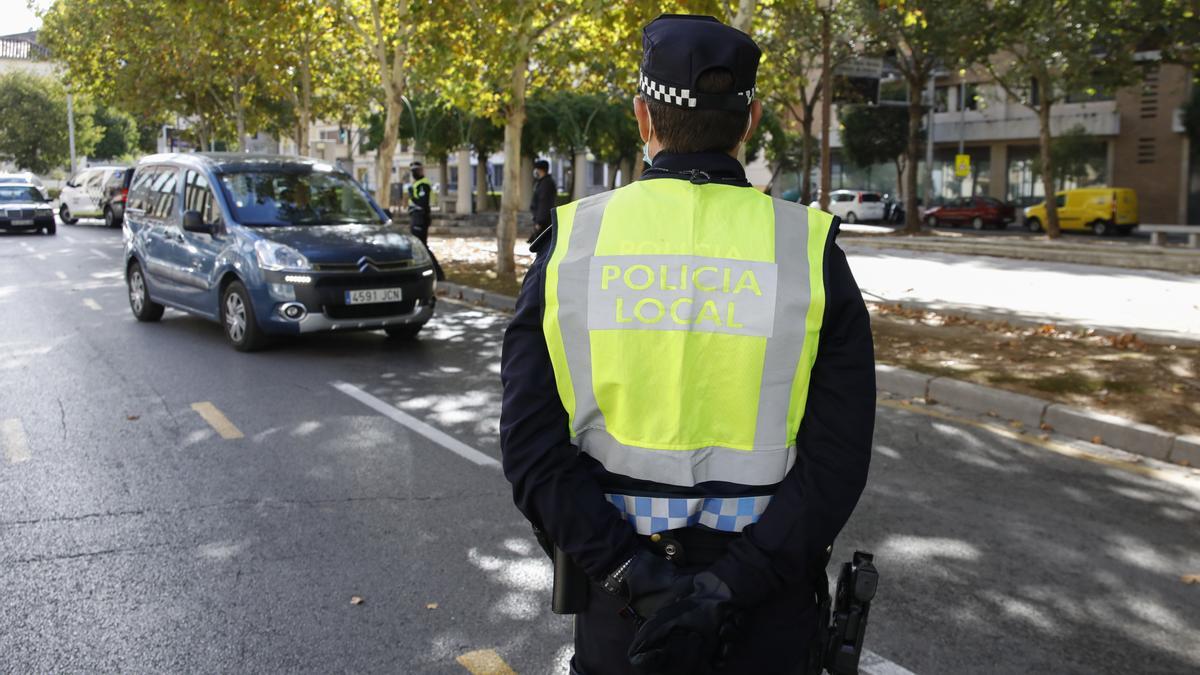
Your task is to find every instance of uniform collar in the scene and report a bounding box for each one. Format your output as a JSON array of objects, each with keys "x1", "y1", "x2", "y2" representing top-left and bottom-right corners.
[{"x1": 639, "y1": 152, "x2": 750, "y2": 187}]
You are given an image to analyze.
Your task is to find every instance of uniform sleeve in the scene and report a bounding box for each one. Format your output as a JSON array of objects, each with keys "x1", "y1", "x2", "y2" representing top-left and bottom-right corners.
[
  {"x1": 499, "y1": 226, "x2": 641, "y2": 577},
  {"x1": 708, "y1": 228, "x2": 875, "y2": 607}
]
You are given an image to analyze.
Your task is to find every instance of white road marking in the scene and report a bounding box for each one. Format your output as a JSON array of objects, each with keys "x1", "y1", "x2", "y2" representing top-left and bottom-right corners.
[
  {"x1": 83, "y1": 298, "x2": 102, "y2": 311},
  {"x1": 34, "y1": 254, "x2": 46, "y2": 260},
  {"x1": 332, "y1": 381, "x2": 501, "y2": 469},
  {"x1": 89, "y1": 248, "x2": 110, "y2": 259},
  {"x1": 54, "y1": 271, "x2": 67, "y2": 280},
  {"x1": 2, "y1": 418, "x2": 31, "y2": 464},
  {"x1": 861, "y1": 650, "x2": 918, "y2": 675},
  {"x1": 62, "y1": 234, "x2": 77, "y2": 243}
]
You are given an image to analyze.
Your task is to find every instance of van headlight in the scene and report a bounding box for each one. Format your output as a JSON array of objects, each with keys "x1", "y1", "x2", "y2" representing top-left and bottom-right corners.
[
  {"x1": 407, "y1": 235, "x2": 431, "y2": 266},
  {"x1": 254, "y1": 239, "x2": 311, "y2": 271}
]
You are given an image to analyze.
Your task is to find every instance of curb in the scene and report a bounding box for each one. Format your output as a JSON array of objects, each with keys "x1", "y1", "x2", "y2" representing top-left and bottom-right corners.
[
  {"x1": 438, "y1": 281, "x2": 518, "y2": 313},
  {"x1": 439, "y1": 281, "x2": 1196, "y2": 469},
  {"x1": 876, "y1": 366, "x2": 1196, "y2": 468}
]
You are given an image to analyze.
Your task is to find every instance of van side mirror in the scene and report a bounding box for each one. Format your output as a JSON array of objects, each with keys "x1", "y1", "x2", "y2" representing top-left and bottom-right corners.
[{"x1": 182, "y1": 210, "x2": 214, "y2": 235}]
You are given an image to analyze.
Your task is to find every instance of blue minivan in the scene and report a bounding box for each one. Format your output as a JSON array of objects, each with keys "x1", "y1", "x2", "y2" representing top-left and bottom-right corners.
[{"x1": 123, "y1": 153, "x2": 437, "y2": 351}]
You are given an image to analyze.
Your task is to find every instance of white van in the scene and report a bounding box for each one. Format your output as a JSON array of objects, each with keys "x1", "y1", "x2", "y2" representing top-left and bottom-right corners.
[
  {"x1": 809, "y1": 190, "x2": 886, "y2": 223},
  {"x1": 58, "y1": 166, "x2": 127, "y2": 225}
]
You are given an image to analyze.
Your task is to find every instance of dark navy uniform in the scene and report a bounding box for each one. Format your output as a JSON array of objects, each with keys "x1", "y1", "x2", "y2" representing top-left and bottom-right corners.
[{"x1": 499, "y1": 15, "x2": 874, "y2": 675}]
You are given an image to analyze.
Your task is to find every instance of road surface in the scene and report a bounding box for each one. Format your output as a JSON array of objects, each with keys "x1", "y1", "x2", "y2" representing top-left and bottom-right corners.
[{"x1": 2, "y1": 222, "x2": 1198, "y2": 673}]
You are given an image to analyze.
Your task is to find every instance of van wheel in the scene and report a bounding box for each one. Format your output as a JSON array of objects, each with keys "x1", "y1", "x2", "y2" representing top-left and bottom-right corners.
[
  {"x1": 104, "y1": 207, "x2": 118, "y2": 229},
  {"x1": 221, "y1": 281, "x2": 268, "y2": 352},
  {"x1": 1026, "y1": 218, "x2": 1042, "y2": 233},
  {"x1": 844, "y1": 211, "x2": 858, "y2": 224},
  {"x1": 1091, "y1": 220, "x2": 1112, "y2": 236},
  {"x1": 127, "y1": 261, "x2": 164, "y2": 322},
  {"x1": 971, "y1": 217, "x2": 985, "y2": 230},
  {"x1": 59, "y1": 204, "x2": 78, "y2": 225},
  {"x1": 385, "y1": 324, "x2": 424, "y2": 340}
]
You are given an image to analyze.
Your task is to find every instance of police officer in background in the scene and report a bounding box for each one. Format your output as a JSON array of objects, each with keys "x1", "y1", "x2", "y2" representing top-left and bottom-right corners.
[
  {"x1": 529, "y1": 159, "x2": 557, "y2": 243},
  {"x1": 500, "y1": 14, "x2": 874, "y2": 675},
  {"x1": 406, "y1": 161, "x2": 444, "y2": 280}
]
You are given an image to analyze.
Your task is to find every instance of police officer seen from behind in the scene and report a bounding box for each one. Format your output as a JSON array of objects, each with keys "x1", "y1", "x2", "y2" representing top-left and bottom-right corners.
[
  {"x1": 529, "y1": 159, "x2": 557, "y2": 243},
  {"x1": 500, "y1": 14, "x2": 874, "y2": 675},
  {"x1": 405, "y1": 161, "x2": 444, "y2": 280}
]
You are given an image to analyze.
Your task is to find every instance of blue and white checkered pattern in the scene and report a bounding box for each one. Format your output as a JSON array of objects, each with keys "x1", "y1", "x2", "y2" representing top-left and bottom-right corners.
[{"x1": 605, "y1": 493, "x2": 772, "y2": 535}]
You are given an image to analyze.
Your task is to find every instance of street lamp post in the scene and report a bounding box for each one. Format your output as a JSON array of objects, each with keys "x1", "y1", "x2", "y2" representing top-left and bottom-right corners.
[{"x1": 819, "y1": 0, "x2": 833, "y2": 212}]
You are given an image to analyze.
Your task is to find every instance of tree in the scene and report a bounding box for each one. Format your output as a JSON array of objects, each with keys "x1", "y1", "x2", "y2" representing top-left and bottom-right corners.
[
  {"x1": 0, "y1": 72, "x2": 99, "y2": 174},
  {"x1": 755, "y1": 1, "x2": 856, "y2": 206},
  {"x1": 982, "y1": 0, "x2": 1143, "y2": 238},
  {"x1": 335, "y1": 0, "x2": 420, "y2": 210},
  {"x1": 1030, "y1": 124, "x2": 1101, "y2": 187},
  {"x1": 91, "y1": 105, "x2": 140, "y2": 160},
  {"x1": 839, "y1": 104, "x2": 911, "y2": 191},
  {"x1": 854, "y1": 0, "x2": 989, "y2": 233}
]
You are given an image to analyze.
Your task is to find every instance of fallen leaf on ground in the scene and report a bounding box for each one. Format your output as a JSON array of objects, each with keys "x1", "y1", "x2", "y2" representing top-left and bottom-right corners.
[
  {"x1": 1040, "y1": 423, "x2": 1054, "y2": 431},
  {"x1": 350, "y1": 596, "x2": 364, "y2": 605},
  {"x1": 1182, "y1": 575, "x2": 1200, "y2": 585},
  {"x1": 126, "y1": 415, "x2": 140, "y2": 421},
  {"x1": 1091, "y1": 435, "x2": 1103, "y2": 444},
  {"x1": 1009, "y1": 420, "x2": 1024, "y2": 429},
  {"x1": 426, "y1": 602, "x2": 439, "y2": 610}
]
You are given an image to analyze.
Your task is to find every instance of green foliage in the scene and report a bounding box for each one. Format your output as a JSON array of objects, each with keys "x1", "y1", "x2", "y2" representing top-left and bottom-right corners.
[
  {"x1": 0, "y1": 72, "x2": 99, "y2": 174},
  {"x1": 1031, "y1": 124, "x2": 1101, "y2": 185},
  {"x1": 91, "y1": 105, "x2": 139, "y2": 160},
  {"x1": 838, "y1": 105, "x2": 911, "y2": 169}
]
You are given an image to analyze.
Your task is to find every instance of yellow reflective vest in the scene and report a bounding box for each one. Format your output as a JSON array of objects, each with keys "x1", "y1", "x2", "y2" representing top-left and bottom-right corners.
[{"x1": 542, "y1": 178, "x2": 834, "y2": 487}]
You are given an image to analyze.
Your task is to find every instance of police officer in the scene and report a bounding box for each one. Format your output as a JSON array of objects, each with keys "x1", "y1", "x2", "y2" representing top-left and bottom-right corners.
[
  {"x1": 500, "y1": 14, "x2": 874, "y2": 675},
  {"x1": 406, "y1": 161, "x2": 444, "y2": 280}
]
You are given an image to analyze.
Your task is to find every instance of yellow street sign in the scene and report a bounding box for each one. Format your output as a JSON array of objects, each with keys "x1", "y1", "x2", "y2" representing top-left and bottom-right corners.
[{"x1": 955, "y1": 154, "x2": 971, "y2": 177}]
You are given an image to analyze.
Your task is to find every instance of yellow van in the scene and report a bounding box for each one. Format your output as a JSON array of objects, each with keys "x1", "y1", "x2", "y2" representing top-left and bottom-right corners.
[{"x1": 1023, "y1": 188, "x2": 1138, "y2": 236}]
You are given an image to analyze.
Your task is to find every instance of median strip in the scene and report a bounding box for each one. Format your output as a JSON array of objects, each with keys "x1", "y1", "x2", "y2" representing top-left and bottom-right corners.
[{"x1": 190, "y1": 402, "x2": 244, "y2": 440}]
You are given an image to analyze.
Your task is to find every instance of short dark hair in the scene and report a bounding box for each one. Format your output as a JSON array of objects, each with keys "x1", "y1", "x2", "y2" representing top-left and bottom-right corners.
[
  {"x1": 534, "y1": 159, "x2": 550, "y2": 172},
  {"x1": 645, "y1": 68, "x2": 749, "y2": 155}
]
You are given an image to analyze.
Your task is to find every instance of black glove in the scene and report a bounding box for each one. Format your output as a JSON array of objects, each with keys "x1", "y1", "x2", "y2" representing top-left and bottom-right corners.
[
  {"x1": 627, "y1": 571, "x2": 742, "y2": 675},
  {"x1": 606, "y1": 549, "x2": 694, "y2": 622}
]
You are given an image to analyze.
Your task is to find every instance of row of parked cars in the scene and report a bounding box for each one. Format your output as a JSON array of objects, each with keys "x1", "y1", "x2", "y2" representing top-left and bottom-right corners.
[{"x1": 803, "y1": 187, "x2": 1139, "y2": 236}]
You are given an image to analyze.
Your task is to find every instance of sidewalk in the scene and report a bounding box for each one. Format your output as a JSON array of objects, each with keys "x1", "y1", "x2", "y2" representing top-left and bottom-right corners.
[{"x1": 842, "y1": 244, "x2": 1200, "y2": 344}]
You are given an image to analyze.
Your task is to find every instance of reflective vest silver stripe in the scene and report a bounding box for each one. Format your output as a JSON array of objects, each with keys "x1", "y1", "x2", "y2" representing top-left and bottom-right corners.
[
  {"x1": 554, "y1": 191, "x2": 819, "y2": 487},
  {"x1": 605, "y1": 493, "x2": 773, "y2": 535}
]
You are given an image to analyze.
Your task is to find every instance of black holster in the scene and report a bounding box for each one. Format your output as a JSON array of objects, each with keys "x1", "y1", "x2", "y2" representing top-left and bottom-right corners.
[{"x1": 533, "y1": 526, "x2": 590, "y2": 615}]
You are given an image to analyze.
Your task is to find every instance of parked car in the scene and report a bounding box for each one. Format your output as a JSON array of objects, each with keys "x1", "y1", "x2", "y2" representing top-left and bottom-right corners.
[
  {"x1": 59, "y1": 166, "x2": 128, "y2": 226},
  {"x1": 0, "y1": 172, "x2": 50, "y2": 201},
  {"x1": 123, "y1": 153, "x2": 437, "y2": 351},
  {"x1": 0, "y1": 184, "x2": 55, "y2": 235},
  {"x1": 1023, "y1": 188, "x2": 1138, "y2": 236},
  {"x1": 922, "y1": 196, "x2": 1016, "y2": 230},
  {"x1": 809, "y1": 190, "x2": 886, "y2": 223}
]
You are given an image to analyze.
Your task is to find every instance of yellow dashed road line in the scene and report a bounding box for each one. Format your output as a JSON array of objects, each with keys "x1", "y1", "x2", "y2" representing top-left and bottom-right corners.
[
  {"x1": 457, "y1": 649, "x2": 517, "y2": 675},
  {"x1": 190, "y1": 402, "x2": 244, "y2": 440},
  {"x1": 2, "y1": 418, "x2": 31, "y2": 464},
  {"x1": 878, "y1": 398, "x2": 1197, "y2": 488}
]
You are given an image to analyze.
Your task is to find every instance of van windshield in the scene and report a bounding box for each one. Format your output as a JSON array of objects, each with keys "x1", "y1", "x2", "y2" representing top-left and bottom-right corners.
[{"x1": 218, "y1": 169, "x2": 383, "y2": 226}]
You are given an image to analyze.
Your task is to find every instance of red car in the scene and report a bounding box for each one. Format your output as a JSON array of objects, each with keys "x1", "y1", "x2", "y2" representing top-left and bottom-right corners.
[{"x1": 923, "y1": 196, "x2": 1016, "y2": 230}]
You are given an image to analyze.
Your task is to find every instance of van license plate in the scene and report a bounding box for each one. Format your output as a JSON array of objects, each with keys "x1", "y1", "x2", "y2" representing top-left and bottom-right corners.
[
  {"x1": 13, "y1": 219, "x2": 33, "y2": 226},
  {"x1": 344, "y1": 288, "x2": 403, "y2": 305}
]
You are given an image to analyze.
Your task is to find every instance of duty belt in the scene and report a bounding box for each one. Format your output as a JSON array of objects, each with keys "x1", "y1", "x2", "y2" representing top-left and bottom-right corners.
[{"x1": 605, "y1": 493, "x2": 772, "y2": 535}]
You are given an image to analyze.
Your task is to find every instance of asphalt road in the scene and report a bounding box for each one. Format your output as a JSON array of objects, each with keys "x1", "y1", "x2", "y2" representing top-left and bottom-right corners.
[{"x1": 2, "y1": 221, "x2": 1198, "y2": 674}]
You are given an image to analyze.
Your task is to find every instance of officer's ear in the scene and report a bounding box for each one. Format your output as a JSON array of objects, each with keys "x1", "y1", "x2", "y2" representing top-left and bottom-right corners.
[
  {"x1": 634, "y1": 95, "x2": 653, "y2": 143},
  {"x1": 743, "y1": 99, "x2": 763, "y2": 144}
]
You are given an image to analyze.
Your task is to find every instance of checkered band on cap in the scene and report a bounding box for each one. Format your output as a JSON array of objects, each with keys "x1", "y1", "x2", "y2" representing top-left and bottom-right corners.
[
  {"x1": 605, "y1": 493, "x2": 772, "y2": 536},
  {"x1": 639, "y1": 72, "x2": 697, "y2": 108}
]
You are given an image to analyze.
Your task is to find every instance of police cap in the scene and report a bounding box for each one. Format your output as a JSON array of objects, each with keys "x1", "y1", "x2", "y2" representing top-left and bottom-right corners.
[{"x1": 638, "y1": 14, "x2": 761, "y2": 112}]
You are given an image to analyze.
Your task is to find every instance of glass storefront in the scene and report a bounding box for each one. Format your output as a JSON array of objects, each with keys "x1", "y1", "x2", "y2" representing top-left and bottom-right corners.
[{"x1": 1005, "y1": 143, "x2": 1108, "y2": 207}]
